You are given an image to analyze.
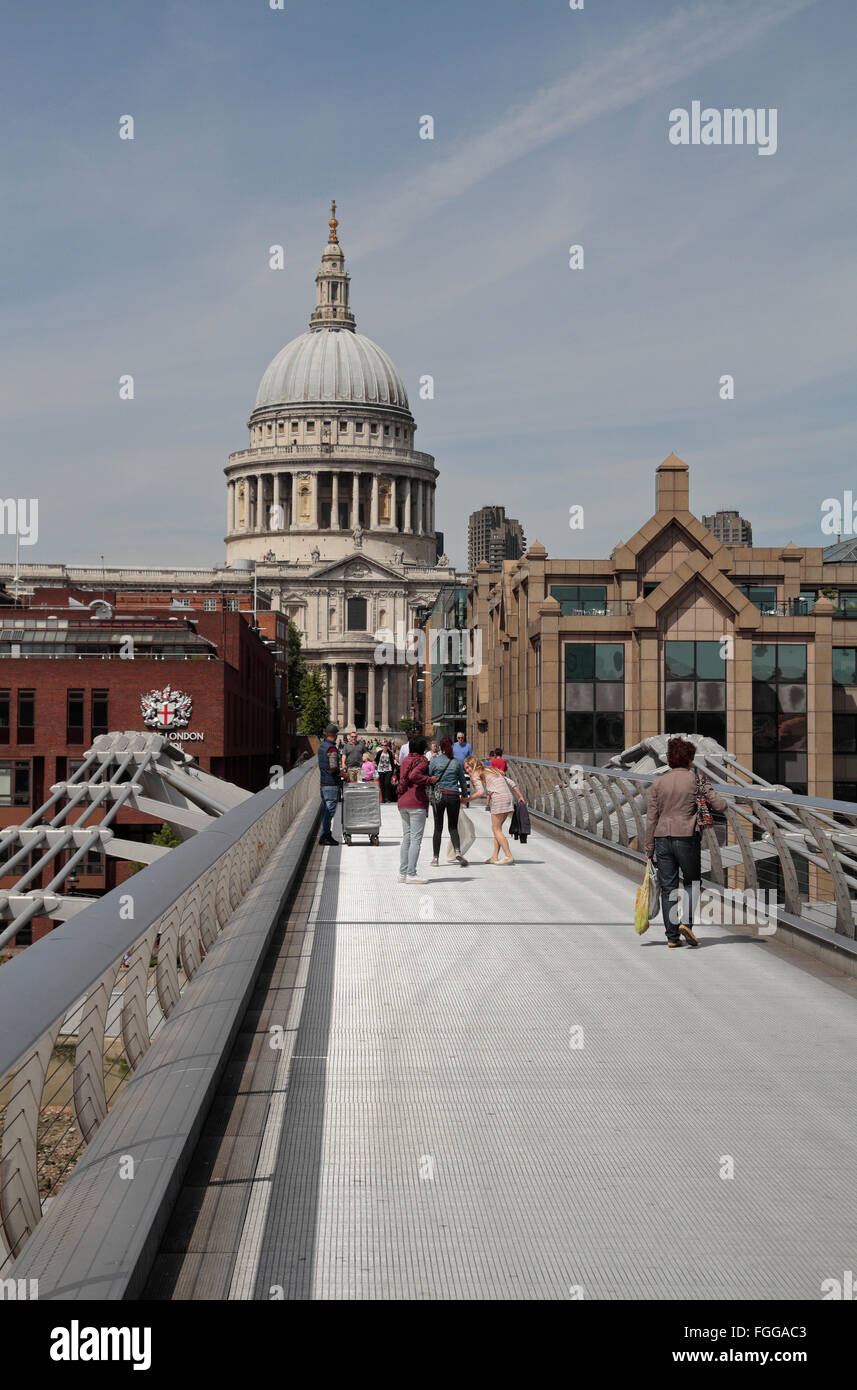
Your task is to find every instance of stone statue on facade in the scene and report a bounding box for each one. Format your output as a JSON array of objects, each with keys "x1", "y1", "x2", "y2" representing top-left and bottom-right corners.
[
  {"x1": 352, "y1": 524, "x2": 364, "y2": 548},
  {"x1": 310, "y1": 545, "x2": 320, "y2": 563},
  {"x1": 437, "y1": 553, "x2": 448, "y2": 567},
  {"x1": 392, "y1": 548, "x2": 404, "y2": 567}
]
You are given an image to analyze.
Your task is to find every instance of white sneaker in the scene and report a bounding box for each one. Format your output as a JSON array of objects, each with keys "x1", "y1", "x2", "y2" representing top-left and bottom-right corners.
[
  {"x1": 407, "y1": 875, "x2": 428, "y2": 885},
  {"x1": 397, "y1": 872, "x2": 407, "y2": 883},
  {"x1": 430, "y1": 858, "x2": 439, "y2": 867}
]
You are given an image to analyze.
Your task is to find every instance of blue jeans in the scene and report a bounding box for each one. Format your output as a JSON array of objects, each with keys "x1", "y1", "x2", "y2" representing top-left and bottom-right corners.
[
  {"x1": 399, "y1": 808, "x2": 427, "y2": 876},
  {"x1": 320, "y1": 787, "x2": 339, "y2": 839},
  {"x1": 654, "y1": 835, "x2": 701, "y2": 940}
]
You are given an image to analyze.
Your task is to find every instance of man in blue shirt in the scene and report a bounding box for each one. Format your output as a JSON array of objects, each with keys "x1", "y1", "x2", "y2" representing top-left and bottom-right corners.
[
  {"x1": 317, "y1": 722, "x2": 341, "y2": 845},
  {"x1": 452, "y1": 732, "x2": 472, "y2": 762}
]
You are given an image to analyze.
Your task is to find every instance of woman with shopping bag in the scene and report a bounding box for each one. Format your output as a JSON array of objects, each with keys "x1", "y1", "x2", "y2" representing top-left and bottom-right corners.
[{"x1": 645, "y1": 737, "x2": 727, "y2": 947}]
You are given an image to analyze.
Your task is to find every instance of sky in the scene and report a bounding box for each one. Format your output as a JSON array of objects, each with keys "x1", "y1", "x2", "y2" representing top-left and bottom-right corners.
[{"x1": 0, "y1": 0, "x2": 854, "y2": 571}]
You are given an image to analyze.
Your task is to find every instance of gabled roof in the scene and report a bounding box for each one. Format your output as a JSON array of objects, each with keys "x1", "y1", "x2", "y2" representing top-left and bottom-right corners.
[{"x1": 633, "y1": 553, "x2": 761, "y2": 629}]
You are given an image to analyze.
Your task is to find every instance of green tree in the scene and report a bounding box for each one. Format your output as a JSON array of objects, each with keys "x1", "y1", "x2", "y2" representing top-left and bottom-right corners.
[
  {"x1": 297, "y1": 668, "x2": 330, "y2": 737},
  {"x1": 286, "y1": 620, "x2": 307, "y2": 712},
  {"x1": 398, "y1": 716, "x2": 418, "y2": 733},
  {"x1": 128, "y1": 821, "x2": 181, "y2": 874}
]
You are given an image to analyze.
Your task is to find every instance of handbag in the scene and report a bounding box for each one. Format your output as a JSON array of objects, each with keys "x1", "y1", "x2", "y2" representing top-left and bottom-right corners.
[
  {"x1": 693, "y1": 769, "x2": 714, "y2": 830},
  {"x1": 429, "y1": 756, "x2": 452, "y2": 809}
]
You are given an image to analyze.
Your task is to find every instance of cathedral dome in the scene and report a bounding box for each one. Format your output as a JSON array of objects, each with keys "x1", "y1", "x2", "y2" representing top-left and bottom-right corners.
[
  {"x1": 253, "y1": 201, "x2": 410, "y2": 414},
  {"x1": 254, "y1": 328, "x2": 409, "y2": 411}
]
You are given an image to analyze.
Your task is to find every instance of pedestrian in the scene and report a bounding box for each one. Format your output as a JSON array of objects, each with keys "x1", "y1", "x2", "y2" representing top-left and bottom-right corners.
[
  {"x1": 361, "y1": 751, "x2": 378, "y2": 781},
  {"x1": 645, "y1": 736, "x2": 728, "y2": 947},
  {"x1": 428, "y1": 737, "x2": 470, "y2": 867},
  {"x1": 428, "y1": 739, "x2": 439, "y2": 758},
  {"x1": 465, "y1": 756, "x2": 525, "y2": 865},
  {"x1": 399, "y1": 735, "x2": 411, "y2": 761},
  {"x1": 452, "y1": 731, "x2": 472, "y2": 762},
  {"x1": 317, "y1": 722, "x2": 341, "y2": 846},
  {"x1": 341, "y1": 730, "x2": 366, "y2": 783},
  {"x1": 489, "y1": 747, "x2": 507, "y2": 771},
  {"x1": 375, "y1": 739, "x2": 396, "y2": 803},
  {"x1": 396, "y1": 734, "x2": 436, "y2": 884}
]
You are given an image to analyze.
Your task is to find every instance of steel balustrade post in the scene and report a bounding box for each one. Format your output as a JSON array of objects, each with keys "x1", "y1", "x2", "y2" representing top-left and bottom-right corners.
[
  {"x1": 756, "y1": 805, "x2": 802, "y2": 916},
  {"x1": 72, "y1": 963, "x2": 120, "y2": 1143},
  {"x1": 795, "y1": 808, "x2": 855, "y2": 938},
  {"x1": 0, "y1": 1023, "x2": 62, "y2": 1258}
]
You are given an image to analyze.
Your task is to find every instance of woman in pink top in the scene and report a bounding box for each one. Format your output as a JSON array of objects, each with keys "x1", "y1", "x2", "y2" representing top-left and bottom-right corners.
[{"x1": 465, "y1": 756, "x2": 525, "y2": 865}]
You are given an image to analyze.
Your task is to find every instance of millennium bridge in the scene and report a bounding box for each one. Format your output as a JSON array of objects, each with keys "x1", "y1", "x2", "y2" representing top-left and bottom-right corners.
[{"x1": 1, "y1": 732, "x2": 857, "y2": 1300}]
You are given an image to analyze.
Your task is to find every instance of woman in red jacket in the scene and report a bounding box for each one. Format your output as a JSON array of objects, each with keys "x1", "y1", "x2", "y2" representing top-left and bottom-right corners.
[{"x1": 397, "y1": 735, "x2": 436, "y2": 885}]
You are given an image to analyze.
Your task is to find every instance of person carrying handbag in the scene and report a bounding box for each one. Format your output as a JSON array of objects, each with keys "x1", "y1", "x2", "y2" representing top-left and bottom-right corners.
[
  {"x1": 644, "y1": 737, "x2": 727, "y2": 947},
  {"x1": 428, "y1": 738, "x2": 470, "y2": 866},
  {"x1": 465, "y1": 756, "x2": 525, "y2": 865}
]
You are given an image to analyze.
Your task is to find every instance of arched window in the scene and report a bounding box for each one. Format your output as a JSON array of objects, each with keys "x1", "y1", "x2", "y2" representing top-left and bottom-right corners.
[{"x1": 347, "y1": 597, "x2": 367, "y2": 631}]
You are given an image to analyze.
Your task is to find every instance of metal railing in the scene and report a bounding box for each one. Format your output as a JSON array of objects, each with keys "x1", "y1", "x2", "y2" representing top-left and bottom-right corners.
[
  {"x1": 506, "y1": 739, "x2": 857, "y2": 943},
  {"x1": 0, "y1": 753, "x2": 319, "y2": 1272}
]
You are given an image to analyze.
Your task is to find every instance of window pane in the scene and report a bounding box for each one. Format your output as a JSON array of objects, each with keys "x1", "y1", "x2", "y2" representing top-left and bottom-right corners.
[
  {"x1": 749, "y1": 586, "x2": 778, "y2": 613},
  {"x1": 752, "y1": 681, "x2": 776, "y2": 713},
  {"x1": 776, "y1": 645, "x2": 806, "y2": 681},
  {"x1": 695, "y1": 642, "x2": 726, "y2": 679},
  {"x1": 665, "y1": 641, "x2": 694, "y2": 679},
  {"x1": 594, "y1": 682, "x2": 623, "y2": 711},
  {"x1": 665, "y1": 681, "x2": 694, "y2": 710},
  {"x1": 580, "y1": 586, "x2": 607, "y2": 611},
  {"x1": 664, "y1": 712, "x2": 688, "y2": 734},
  {"x1": 594, "y1": 713, "x2": 624, "y2": 750},
  {"x1": 833, "y1": 715, "x2": 857, "y2": 753},
  {"x1": 780, "y1": 753, "x2": 807, "y2": 786},
  {"x1": 752, "y1": 713, "x2": 778, "y2": 749},
  {"x1": 777, "y1": 683, "x2": 807, "y2": 713},
  {"x1": 753, "y1": 751, "x2": 778, "y2": 783},
  {"x1": 696, "y1": 712, "x2": 727, "y2": 743},
  {"x1": 565, "y1": 713, "x2": 594, "y2": 748},
  {"x1": 697, "y1": 681, "x2": 726, "y2": 711},
  {"x1": 779, "y1": 715, "x2": 807, "y2": 751},
  {"x1": 832, "y1": 648, "x2": 857, "y2": 686},
  {"x1": 752, "y1": 644, "x2": 776, "y2": 681},
  {"x1": 595, "y1": 643, "x2": 624, "y2": 681},
  {"x1": 0, "y1": 766, "x2": 10, "y2": 802},
  {"x1": 565, "y1": 644, "x2": 593, "y2": 680},
  {"x1": 346, "y1": 597, "x2": 367, "y2": 631},
  {"x1": 565, "y1": 682, "x2": 593, "y2": 711}
]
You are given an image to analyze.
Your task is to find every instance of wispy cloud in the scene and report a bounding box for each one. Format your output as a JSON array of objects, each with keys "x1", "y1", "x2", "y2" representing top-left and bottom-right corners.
[{"x1": 352, "y1": 0, "x2": 820, "y2": 258}]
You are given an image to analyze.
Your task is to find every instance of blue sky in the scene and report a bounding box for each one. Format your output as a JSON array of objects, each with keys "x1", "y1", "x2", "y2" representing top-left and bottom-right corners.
[{"x1": 1, "y1": 0, "x2": 854, "y2": 569}]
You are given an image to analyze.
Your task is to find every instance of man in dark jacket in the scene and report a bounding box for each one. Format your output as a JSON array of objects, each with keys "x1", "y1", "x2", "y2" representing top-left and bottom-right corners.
[{"x1": 318, "y1": 722, "x2": 341, "y2": 846}]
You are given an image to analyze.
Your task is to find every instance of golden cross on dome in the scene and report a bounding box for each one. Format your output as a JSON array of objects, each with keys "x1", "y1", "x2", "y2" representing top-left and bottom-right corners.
[{"x1": 328, "y1": 199, "x2": 339, "y2": 243}]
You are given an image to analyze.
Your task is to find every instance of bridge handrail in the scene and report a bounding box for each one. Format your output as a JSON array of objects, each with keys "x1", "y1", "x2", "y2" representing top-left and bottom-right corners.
[
  {"x1": 0, "y1": 759, "x2": 319, "y2": 1271},
  {"x1": 505, "y1": 755, "x2": 857, "y2": 943}
]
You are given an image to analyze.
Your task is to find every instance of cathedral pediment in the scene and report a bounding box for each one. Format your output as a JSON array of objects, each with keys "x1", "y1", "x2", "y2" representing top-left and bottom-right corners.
[{"x1": 310, "y1": 553, "x2": 410, "y2": 584}]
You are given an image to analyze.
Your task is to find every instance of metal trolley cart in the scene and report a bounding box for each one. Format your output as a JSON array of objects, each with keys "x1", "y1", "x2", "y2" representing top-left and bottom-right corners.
[{"x1": 341, "y1": 781, "x2": 381, "y2": 846}]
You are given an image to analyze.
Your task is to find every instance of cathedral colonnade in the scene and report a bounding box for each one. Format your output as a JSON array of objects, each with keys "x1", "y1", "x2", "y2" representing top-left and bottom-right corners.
[
  {"x1": 325, "y1": 658, "x2": 405, "y2": 732},
  {"x1": 227, "y1": 468, "x2": 435, "y2": 537}
]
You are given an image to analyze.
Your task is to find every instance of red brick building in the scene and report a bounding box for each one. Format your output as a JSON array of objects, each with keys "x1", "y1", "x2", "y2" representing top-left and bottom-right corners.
[{"x1": 0, "y1": 586, "x2": 294, "y2": 943}]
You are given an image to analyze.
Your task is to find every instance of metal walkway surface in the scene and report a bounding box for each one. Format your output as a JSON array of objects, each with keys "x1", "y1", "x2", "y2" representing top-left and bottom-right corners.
[{"x1": 148, "y1": 803, "x2": 857, "y2": 1300}]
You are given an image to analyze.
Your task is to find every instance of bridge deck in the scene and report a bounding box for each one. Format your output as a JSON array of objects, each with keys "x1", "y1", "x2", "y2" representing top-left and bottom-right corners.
[{"x1": 147, "y1": 803, "x2": 857, "y2": 1300}]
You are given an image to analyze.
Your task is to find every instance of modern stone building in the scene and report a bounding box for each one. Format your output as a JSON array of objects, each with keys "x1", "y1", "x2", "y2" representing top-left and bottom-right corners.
[
  {"x1": 468, "y1": 454, "x2": 857, "y2": 798},
  {"x1": 467, "y1": 505, "x2": 526, "y2": 572},
  {"x1": 702, "y1": 508, "x2": 753, "y2": 547},
  {"x1": 224, "y1": 204, "x2": 456, "y2": 731}
]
